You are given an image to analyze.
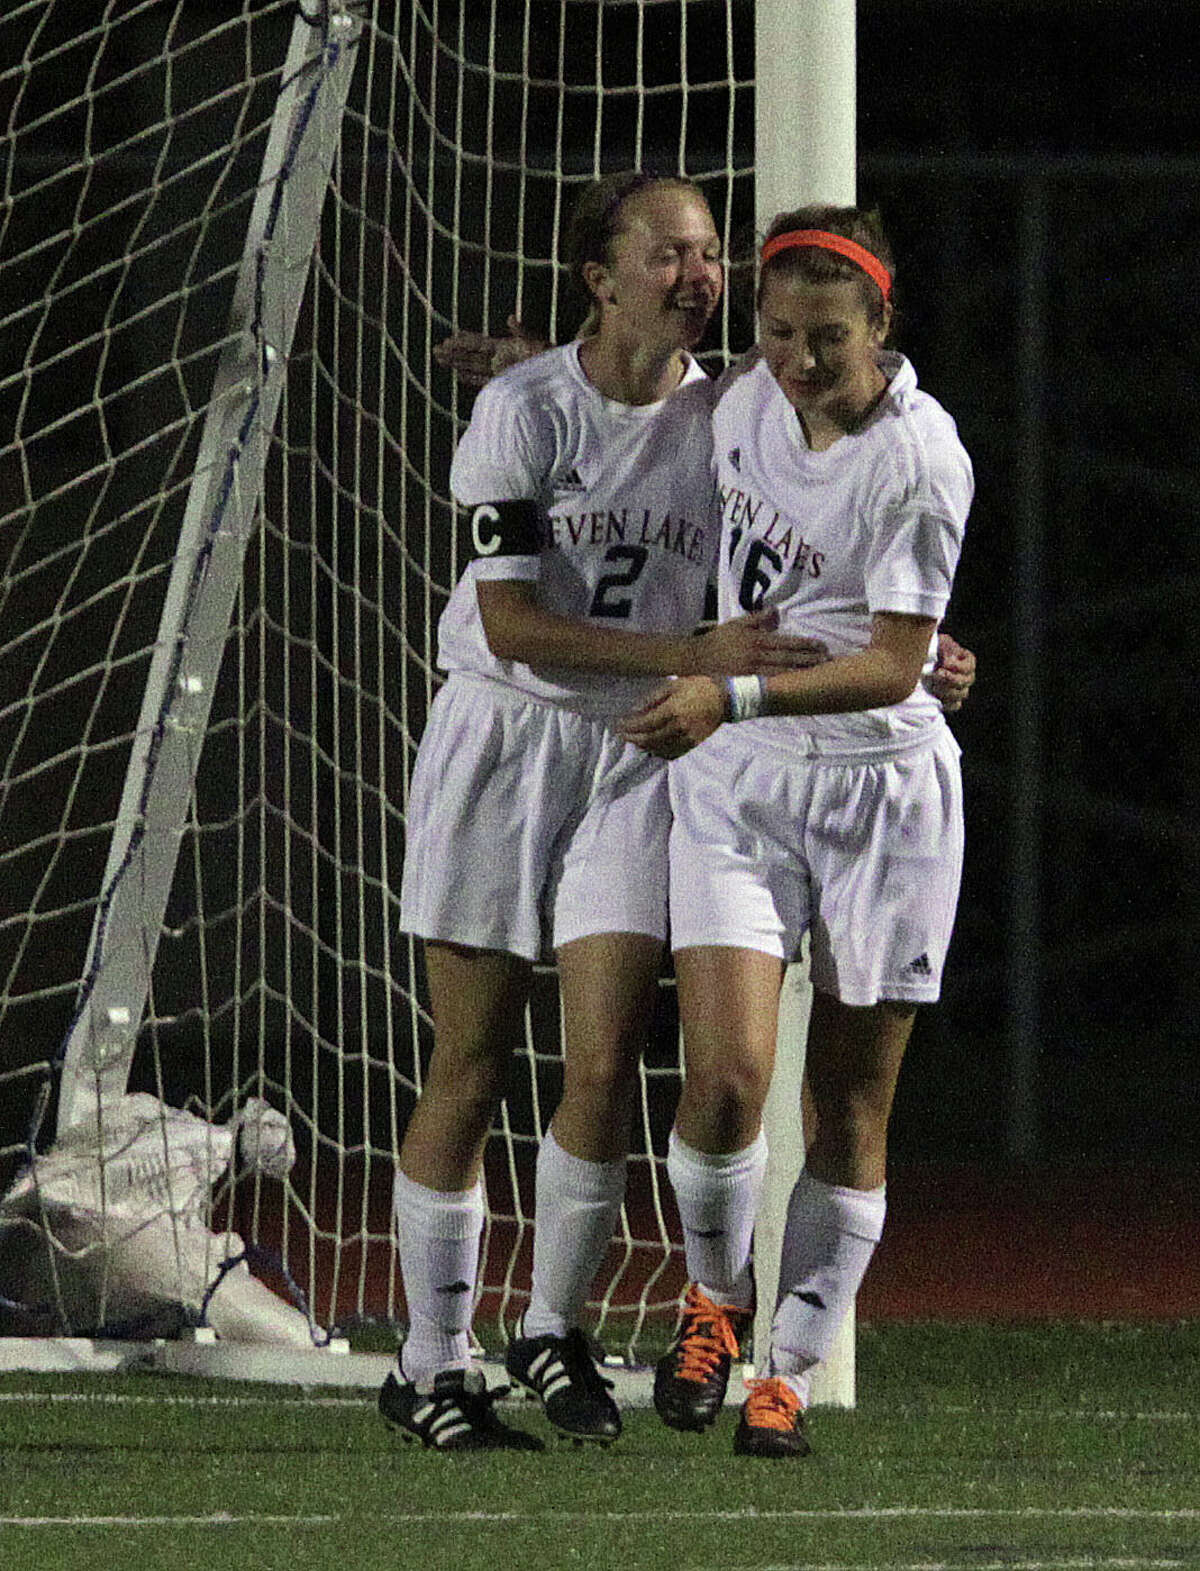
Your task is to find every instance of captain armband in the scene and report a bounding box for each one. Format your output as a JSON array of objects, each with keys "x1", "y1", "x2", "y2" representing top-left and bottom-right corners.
[{"x1": 469, "y1": 499, "x2": 543, "y2": 558}]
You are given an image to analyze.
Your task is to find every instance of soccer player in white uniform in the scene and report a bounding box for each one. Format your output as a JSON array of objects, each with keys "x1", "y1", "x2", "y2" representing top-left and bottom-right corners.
[
  {"x1": 380, "y1": 173, "x2": 822, "y2": 1451},
  {"x1": 622, "y1": 206, "x2": 973, "y2": 1458}
]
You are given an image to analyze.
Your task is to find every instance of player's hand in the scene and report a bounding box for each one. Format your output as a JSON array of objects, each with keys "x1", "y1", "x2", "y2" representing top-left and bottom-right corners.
[
  {"x1": 925, "y1": 632, "x2": 976, "y2": 714},
  {"x1": 683, "y1": 609, "x2": 827, "y2": 676},
  {"x1": 619, "y1": 676, "x2": 725, "y2": 758},
  {"x1": 432, "y1": 314, "x2": 547, "y2": 387}
]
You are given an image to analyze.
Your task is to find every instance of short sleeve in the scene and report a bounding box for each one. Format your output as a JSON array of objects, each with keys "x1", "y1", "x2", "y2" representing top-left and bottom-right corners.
[
  {"x1": 863, "y1": 430, "x2": 972, "y2": 621},
  {"x1": 449, "y1": 376, "x2": 554, "y2": 581},
  {"x1": 449, "y1": 377, "x2": 552, "y2": 506}
]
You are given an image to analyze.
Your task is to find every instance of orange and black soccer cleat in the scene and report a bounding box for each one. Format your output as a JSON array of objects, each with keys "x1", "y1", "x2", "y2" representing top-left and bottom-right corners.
[
  {"x1": 653, "y1": 1283, "x2": 752, "y2": 1431},
  {"x1": 732, "y1": 1376, "x2": 811, "y2": 1458}
]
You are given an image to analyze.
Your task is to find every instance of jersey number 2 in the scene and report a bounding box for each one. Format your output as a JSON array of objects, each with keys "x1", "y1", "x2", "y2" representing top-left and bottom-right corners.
[{"x1": 589, "y1": 545, "x2": 649, "y2": 618}]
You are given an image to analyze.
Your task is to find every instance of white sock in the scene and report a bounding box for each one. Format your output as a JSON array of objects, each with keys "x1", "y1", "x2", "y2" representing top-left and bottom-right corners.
[
  {"x1": 523, "y1": 1129, "x2": 627, "y2": 1340},
  {"x1": 769, "y1": 1169, "x2": 886, "y2": 1385},
  {"x1": 393, "y1": 1168, "x2": 484, "y2": 1387},
  {"x1": 667, "y1": 1127, "x2": 767, "y2": 1308}
]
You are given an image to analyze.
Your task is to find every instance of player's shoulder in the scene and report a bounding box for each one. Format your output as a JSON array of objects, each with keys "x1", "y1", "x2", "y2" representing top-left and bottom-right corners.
[
  {"x1": 712, "y1": 348, "x2": 770, "y2": 427},
  {"x1": 713, "y1": 347, "x2": 764, "y2": 397},
  {"x1": 872, "y1": 355, "x2": 973, "y2": 503},
  {"x1": 878, "y1": 354, "x2": 963, "y2": 446},
  {"x1": 475, "y1": 343, "x2": 578, "y2": 411},
  {"x1": 456, "y1": 348, "x2": 578, "y2": 473},
  {"x1": 664, "y1": 355, "x2": 721, "y2": 425}
]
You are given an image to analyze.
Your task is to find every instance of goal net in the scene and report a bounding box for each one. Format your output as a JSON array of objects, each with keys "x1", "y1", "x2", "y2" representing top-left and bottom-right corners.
[{"x1": 2, "y1": 0, "x2": 851, "y2": 1394}]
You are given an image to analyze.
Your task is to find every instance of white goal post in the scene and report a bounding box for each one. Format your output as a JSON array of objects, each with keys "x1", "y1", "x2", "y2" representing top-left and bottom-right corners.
[
  {"x1": 0, "y1": 0, "x2": 855, "y2": 1405},
  {"x1": 753, "y1": 0, "x2": 857, "y2": 1410}
]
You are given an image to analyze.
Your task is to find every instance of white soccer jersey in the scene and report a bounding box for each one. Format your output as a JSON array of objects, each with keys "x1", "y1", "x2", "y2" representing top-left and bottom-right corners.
[
  {"x1": 438, "y1": 341, "x2": 720, "y2": 716},
  {"x1": 712, "y1": 350, "x2": 973, "y2": 756}
]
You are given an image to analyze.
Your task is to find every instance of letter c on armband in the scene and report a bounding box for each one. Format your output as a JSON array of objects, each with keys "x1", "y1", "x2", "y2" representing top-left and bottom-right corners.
[
  {"x1": 469, "y1": 499, "x2": 542, "y2": 558},
  {"x1": 472, "y1": 504, "x2": 502, "y2": 555}
]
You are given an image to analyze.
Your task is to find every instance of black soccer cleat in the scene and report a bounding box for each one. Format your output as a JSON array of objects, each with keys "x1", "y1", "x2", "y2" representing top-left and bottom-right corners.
[
  {"x1": 378, "y1": 1367, "x2": 544, "y2": 1451},
  {"x1": 732, "y1": 1376, "x2": 812, "y2": 1459},
  {"x1": 505, "y1": 1326, "x2": 622, "y2": 1443},
  {"x1": 653, "y1": 1283, "x2": 751, "y2": 1432}
]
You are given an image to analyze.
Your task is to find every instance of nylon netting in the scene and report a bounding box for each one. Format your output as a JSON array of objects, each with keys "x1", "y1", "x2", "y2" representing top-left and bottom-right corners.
[{"x1": 0, "y1": 0, "x2": 753, "y2": 1355}]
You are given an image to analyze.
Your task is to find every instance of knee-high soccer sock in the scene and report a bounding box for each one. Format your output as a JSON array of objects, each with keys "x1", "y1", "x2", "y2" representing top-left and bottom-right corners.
[
  {"x1": 523, "y1": 1128, "x2": 627, "y2": 1340},
  {"x1": 393, "y1": 1168, "x2": 485, "y2": 1387},
  {"x1": 769, "y1": 1169, "x2": 886, "y2": 1403},
  {"x1": 667, "y1": 1128, "x2": 768, "y2": 1309}
]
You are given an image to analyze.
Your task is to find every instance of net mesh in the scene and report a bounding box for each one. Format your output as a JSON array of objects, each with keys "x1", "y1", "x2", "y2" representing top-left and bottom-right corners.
[{"x1": 0, "y1": 0, "x2": 751, "y2": 1353}]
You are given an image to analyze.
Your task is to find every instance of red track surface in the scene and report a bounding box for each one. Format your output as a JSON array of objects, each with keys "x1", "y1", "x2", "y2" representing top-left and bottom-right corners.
[
  {"x1": 860, "y1": 1165, "x2": 1200, "y2": 1321},
  {"x1": 235, "y1": 1161, "x2": 1200, "y2": 1330}
]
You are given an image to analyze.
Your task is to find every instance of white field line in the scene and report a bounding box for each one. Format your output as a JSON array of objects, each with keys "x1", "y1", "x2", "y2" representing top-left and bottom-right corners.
[
  {"x1": 0, "y1": 1390, "x2": 364, "y2": 1408},
  {"x1": 3, "y1": 1507, "x2": 1200, "y2": 1528},
  {"x1": 690, "y1": 1561, "x2": 1190, "y2": 1571},
  {"x1": 891, "y1": 1405, "x2": 1198, "y2": 1423},
  {"x1": 0, "y1": 1514, "x2": 338, "y2": 1527},
  {"x1": 689, "y1": 1560, "x2": 1189, "y2": 1571},
  {"x1": 0, "y1": 1390, "x2": 1194, "y2": 1423}
]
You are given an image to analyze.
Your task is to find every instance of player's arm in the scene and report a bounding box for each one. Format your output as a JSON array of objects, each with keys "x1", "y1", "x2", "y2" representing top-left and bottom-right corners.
[
  {"x1": 471, "y1": 501, "x2": 823, "y2": 678},
  {"x1": 434, "y1": 315, "x2": 548, "y2": 387},
  {"x1": 767, "y1": 610, "x2": 936, "y2": 712},
  {"x1": 478, "y1": 576, "x2": 824, "y2": 679},
  {"x1": 620, "y1": 611, "x2": 935, "y2": 757}
]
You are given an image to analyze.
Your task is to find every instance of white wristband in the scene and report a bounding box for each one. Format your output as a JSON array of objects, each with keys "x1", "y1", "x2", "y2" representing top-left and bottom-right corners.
[{"x1": 725, "y1": 674, "x2": 767, "y2": 722}]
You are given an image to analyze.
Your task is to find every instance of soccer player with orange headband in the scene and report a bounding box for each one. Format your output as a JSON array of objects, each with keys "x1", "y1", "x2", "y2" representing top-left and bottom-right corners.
[{"x1": 622, "y1": 207, "x2": 973, "y2": 1459}]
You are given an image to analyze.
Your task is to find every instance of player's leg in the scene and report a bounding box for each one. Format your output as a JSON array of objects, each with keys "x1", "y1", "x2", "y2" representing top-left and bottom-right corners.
[
  {"x1": 531, "y1": 931, "x2": 661, "y2": 1333},
  {"x1": 652, "y1": 944, "x2": 779, "y2": 1430},
  {"x1": 506, "y1": 738, "x2": 669, "y2": 1441},
  {"x1": 735, "y1": 993, "x2": 910, "y2": 1459},
  {"x1": 737, "y1": 736, "x2": 963, "y2": 1458},
  {"x1": 380, "y1": 938, "x2": 544, "y2": 1450},
  {"x1": 804, "y1": 990, "x2": 912, "y2": 1191},
  {"x1": 400, "y1": 940, "x2": 532, "y2": 1191},
  {"x1": 672, "y1": 943, "x2": 781, "y2": 1295},
  {"x1": 394, "y1": 939, "x2": 530, "y2": 1378},
  {"x1": 654, "y1": 733, "x2": 806, "y2": 1432},
  {"x1": 505, "y1": 929, "x2": 661, "y2": 1442},
  {"x1": 383, "y1": 679, "x2": 565, "y2": 1450}
]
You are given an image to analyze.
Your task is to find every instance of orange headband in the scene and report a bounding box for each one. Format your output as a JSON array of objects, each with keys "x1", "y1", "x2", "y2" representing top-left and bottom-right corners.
[{"x1": 760, "y1": 229, "x2": 892, "y2": 301}]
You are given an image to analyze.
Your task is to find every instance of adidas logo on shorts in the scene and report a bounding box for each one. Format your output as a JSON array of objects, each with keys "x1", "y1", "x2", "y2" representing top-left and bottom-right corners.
[{"x1": 903, "y1": 952, "x2": 932, "y2": 977}]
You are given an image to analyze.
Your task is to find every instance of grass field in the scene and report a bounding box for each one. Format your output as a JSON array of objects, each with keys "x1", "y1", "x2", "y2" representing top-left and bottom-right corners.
[{"x1": 2, "y1": 1323, "x2": 1198, "y2": 1571}]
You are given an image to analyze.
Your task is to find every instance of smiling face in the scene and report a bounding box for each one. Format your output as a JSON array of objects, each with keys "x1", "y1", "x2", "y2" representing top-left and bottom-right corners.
[
  {"x1": 583, "y1": 184, "x2": 723, "y2": 354},
  {"x1": 758, "y1": 273, "x2": 891, "y2": 444}
]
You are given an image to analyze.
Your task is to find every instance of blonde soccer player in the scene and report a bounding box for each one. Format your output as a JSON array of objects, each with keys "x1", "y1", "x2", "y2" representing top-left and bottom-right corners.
[
  {"x1": 622, "y1": 206, "x2": 973, "y2": 1458},
  {"x1": 381, "y1": 173, "x2": 822, "y2": 1450}
]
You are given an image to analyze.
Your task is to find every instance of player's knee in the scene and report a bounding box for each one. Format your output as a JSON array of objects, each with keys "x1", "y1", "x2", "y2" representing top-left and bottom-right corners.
[
  {"x1": 422, "y1": 1043, "x2": 509, "y2": 1118},
  {"x1": 562, "y1": 1041, "x2": 638, "y2": 1103},
  {"x1": 809, "y1": 1089, "x2": 892, "y2": 1166},
  {"x1": 678, "y1": 1056, "x2": 771, "y2": 1142}
]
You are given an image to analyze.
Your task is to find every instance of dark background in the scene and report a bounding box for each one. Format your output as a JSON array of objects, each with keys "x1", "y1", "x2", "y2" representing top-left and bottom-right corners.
[
  {"x1": 852, "y1": 0, "x2": 1200, "y2": 1168},
  {"x1": 1, "y1": 0, "x2": 1197, "y2": 1193}
]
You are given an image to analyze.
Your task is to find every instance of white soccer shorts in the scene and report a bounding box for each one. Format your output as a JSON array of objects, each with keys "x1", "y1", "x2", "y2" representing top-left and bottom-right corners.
[
  {"x1": 401, "y1": 673, "x2": 671, "y2": 960},
  {"x1": 668, "y1": 725, "x2": 963, "y2": 1006}
]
